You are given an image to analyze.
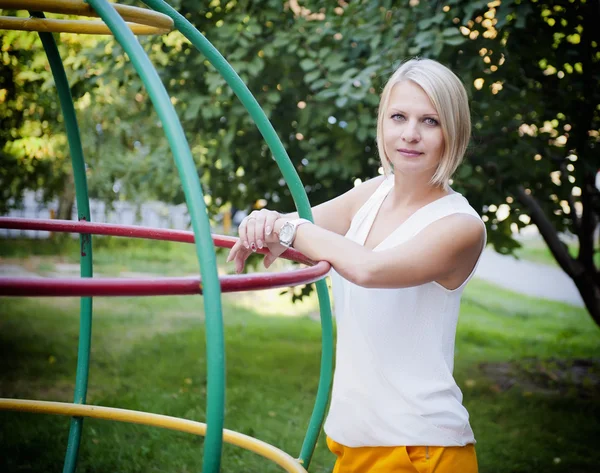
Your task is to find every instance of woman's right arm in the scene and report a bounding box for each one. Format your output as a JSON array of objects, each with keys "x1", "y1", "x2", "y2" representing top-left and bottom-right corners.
[
  {"x1": 284, "y1": 175, "x2": 385, "y2": 235},
  {"x1": 228, "y1": 175, "x2": 385, "y2": 271}
]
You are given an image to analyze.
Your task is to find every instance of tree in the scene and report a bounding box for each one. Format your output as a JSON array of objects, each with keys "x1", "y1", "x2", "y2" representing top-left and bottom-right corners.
[
  {"x1": 0, "y1": 15, "x2": 178, "y2": 215},
  {"x1": 1, "y1": 0, "x2": 598, "y2": 324},
  {"x1": 0, "y1": 30, "x2": 69, "y2": 215},
  {"x1": 426, "y1": 0, "x2": 600, "y2": 324}
]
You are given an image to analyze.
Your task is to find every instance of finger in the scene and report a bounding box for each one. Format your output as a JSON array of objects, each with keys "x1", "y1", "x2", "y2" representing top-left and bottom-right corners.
[
  {"x1": 235, "y1": 254, "x2": 244, "y2": 274},
  {"x1": 238, "y1": 219, "x2": 249, "y2": 250},
  {"x1": 246, "y1": 217, "x2": 257, "y2": 252},
  {"x1": 264, "y1": 211, "x2": 280, "y2": 237},
  {"x1": 226, "y1": 239, "x2": 243, "y2": 262},
  {"x1": 264, "y1": 252, "x2": 278, "y2": 269},
  {"x1": 235, "y1": 247, "x2": 251, "y2": 274},
  {"x1": 264, "y1": 229, "x2": 279, "y2": 245},
  {"x1": 254, "y1": 210, "x2": 269, "y2": 250}
]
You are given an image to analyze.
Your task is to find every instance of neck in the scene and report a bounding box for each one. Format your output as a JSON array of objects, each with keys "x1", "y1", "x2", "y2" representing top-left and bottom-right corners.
[{"x1": 389, "y1": 171, "x2": 448, "y2": 207}]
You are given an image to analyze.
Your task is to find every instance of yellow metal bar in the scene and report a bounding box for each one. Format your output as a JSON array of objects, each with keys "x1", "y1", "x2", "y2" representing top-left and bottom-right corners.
[
  {"x1": 0, "y1": 16, "x2": 169, "y2": 35},
  {"x1": 0, "y1": 0, "x2": 173, "y2": 30},
  {"x1": 0, "y1": 399, "x2": 308, "y2": 473}
]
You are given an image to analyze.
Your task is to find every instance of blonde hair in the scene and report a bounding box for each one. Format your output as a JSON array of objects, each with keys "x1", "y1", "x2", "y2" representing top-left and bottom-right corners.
[{"x1": 376, "y1": 58, "x2": 471, "y2": 188}]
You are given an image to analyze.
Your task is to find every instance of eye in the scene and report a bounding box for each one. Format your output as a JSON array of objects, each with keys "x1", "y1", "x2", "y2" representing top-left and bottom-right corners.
[
  {"x1": 424, "y1": 117, "x2": 439, "y2": 126},
  {"x1": 390, "y1": 113, "x2": 405, "y2": 121}
]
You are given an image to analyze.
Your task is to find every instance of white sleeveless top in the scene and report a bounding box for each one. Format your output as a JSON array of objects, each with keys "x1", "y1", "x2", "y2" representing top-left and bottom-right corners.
[{"x1": 324, "y1": 175, "x2": 486, "y2": 447}]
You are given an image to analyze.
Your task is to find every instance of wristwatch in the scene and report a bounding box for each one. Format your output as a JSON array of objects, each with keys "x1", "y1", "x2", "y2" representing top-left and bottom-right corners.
[{"x1": 278, "y1": 218, "x2": 310, "y2": 248}]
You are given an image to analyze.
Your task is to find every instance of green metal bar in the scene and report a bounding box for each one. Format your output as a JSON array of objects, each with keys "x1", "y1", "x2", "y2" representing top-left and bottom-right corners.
[
  {"x1": 142, "y1": 1, "x2": 334, "y2": 468},
  {"x1": 86, "y1": 2, "x2": 225, "y2": 472},
  {"x1": 30, "y1": 12, "x2": 94, "y2": 473}
]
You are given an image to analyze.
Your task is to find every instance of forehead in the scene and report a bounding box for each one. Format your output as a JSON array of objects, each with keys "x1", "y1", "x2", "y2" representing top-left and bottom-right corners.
[{"x1": 387, "y1": 80, "x2": 437, "y2": 114}]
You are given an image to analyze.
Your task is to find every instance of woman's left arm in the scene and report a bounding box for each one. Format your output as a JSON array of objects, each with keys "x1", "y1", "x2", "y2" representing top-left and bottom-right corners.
[{"x1": 271, "y1": 214, "x2": 485, "y2": 289}]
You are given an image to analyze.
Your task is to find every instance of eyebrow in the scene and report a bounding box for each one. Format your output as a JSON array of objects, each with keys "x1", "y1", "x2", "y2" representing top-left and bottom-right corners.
[{"x1": 388, "y1": 107, "x2": 439, "y2": 117}]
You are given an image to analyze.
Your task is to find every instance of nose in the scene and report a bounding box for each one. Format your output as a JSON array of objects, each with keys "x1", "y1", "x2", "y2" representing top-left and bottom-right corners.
[{"x1": 401, "y1": 120, "x2": 420, "y2": 143}]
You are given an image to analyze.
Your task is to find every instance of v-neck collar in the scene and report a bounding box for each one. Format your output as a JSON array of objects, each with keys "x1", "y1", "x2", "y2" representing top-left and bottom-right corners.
[{"x1": 361, "y1": 182, "x2": 457, "y2": 251}]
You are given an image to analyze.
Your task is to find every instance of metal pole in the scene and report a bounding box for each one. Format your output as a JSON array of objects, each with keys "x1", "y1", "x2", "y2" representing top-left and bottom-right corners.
[
  {"x1": 30, "y1": 11, "x2": 94, "y2": 473},
  {"x1": 142, "y1": 1, "x2": 334, "y2": 467},
  {"x1": 86, "y1": 2, "x2": 226, "y2": 472}
]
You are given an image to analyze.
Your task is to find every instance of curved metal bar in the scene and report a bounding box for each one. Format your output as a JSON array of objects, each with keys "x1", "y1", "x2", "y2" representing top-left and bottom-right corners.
[
  {"x1": 31, "y1": 12, "x2": 94, "y2": 473},
  {"x1": 0, "y1": 16, "x2": 171, "y2": 35},
  {"x1": 0, "y1": 217, "x2": 316, "y2": 267},
  {"x1": 142, "y1": 1, "x2": 334, "y2": 467},
  {"x1": 0, "y1": 399, "x2": 308, "y2": 473},
  {"x1": 0, "y1": 262, "x2": 330, "y2": 297},
  {"x1": 0, "y1": 0, "x2": 173, "y2": 29},
  {"x1": 86, "y1": 2, "x2": 225, "y2": 472}
]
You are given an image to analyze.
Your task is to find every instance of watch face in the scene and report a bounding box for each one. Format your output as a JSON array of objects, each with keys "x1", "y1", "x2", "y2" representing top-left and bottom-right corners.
[{"x1": 280, "y1": 223, "x2": 294, "y2": 244}]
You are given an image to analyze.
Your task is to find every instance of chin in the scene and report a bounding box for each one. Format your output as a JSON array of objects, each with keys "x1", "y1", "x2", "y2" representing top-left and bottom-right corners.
[
  {"x1": 392, "y1": 164, "x2": 437, "y2": 179},
  {"x1": 393, "y1": 160, "x2": 435, "y2": 171}
]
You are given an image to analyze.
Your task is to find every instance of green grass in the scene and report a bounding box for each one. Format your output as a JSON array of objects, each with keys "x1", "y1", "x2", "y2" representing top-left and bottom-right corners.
[
  {"x1": 514, "y1": 237, "x2": 600, "y2": 268},
  {"x1": 513, "y1": 238, "x2": 568, "y2": 267},
  {"x1": 0, "y1": 236, "x2": 229, "y2": 276},
  {"x1": 1, "y1": 239, "x2": 600, "y2": 472}
]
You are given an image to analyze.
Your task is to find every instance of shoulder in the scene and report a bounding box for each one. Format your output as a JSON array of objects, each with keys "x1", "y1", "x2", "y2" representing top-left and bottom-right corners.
[{"x1": 426, "y1": 209, "x2": 486, "y2": 253}]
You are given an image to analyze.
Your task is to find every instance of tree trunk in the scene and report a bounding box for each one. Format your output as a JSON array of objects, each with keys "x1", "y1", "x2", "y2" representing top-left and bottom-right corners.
[
  {"x1": 572, "y1": 270, "x2": 600, "y2": 327},
  {"x1": 56, "y1": 170, "x2": 75, "y2": 221},
  {"x1": 516, "y1": 186, "x2": 600, "y2": 328},
  {"x1": 51, "y1": 171, "x2": 76, "y2": 242}
]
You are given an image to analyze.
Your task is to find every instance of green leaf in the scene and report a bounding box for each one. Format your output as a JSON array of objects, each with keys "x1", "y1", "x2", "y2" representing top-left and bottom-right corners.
[
  {"x1": 414, "y1": 30, "x2": 435, "y2": 48},
  {"x1": 418, "y1": 12, "x2": 444, "y2": 29},
  {"x1": 345, "y1": 120, "x2": 358, "y2": 133},
  {"x1": 310, "y1": 78, "x2": 328, "y2": 90},
  {"x1": 305, "y1": 69, "x2": 321, "y2": 84},
  {"x1": 266, "y1": 92, "x2": 280, "y2": 104},
  {"x1": 315, "y1": 88, "x2": 338, "y2": 100},
  {"x1": 323, "y1": 54, "x2": 345, "y2": 71},
  {"x1": 300, "y1": 58, "x2": 317, "y2": 71},
  {"x1": 335, "y1": 96, "x2": 348, "y2": 108},
  {"x1": 318, "y1": 47, "x2": 332, "y2": 59},
  {"x1": 444, "y1": 36, "x2": 466, "y2": 46},
  {"x1": 184, "y1": 96, "x2": 204, "y2": 121},
  {"x1": 442, "y1": 27, "x2": 460, "y2": 37},
  {"x1": 340, "y1": 68, "x2": 359, "y2": 81},
  {"x1": 246, "y1": 23, "x2": 262, "y2": 35}
]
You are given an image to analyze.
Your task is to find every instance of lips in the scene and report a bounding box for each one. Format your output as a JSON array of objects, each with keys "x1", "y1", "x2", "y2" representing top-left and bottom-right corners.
[{"x1": 397, "y1": 148, "x2": 423, "y2": 157}]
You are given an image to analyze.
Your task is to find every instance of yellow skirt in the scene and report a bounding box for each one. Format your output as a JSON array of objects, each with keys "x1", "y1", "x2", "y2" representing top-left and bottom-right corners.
[{"x1": 326, "y1": 437, "x2": 478, "y2": 473}]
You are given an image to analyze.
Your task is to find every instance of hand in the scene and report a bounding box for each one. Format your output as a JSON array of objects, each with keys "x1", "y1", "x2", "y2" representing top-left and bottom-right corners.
[
  {"x1": 226, "y1": 210, "x2": 285, "y2": 273},
  {"x1": 263, "y1": 218, "x2": 287, "y2": 269},
  {"x1": 238, "y1": 209, "x2": 282, "y2": 252}
]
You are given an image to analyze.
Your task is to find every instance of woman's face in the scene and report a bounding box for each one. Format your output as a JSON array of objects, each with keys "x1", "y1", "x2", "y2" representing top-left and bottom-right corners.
[{"x1": 382, "y1": 80, "x2": 444, "y2": 180}]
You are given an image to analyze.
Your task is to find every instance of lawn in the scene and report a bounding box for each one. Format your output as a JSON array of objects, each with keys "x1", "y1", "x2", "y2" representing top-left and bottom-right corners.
[
  {"x1": 0, "y1": 237, "x2": 599, "y2": 473},
  {"x1": 514, "y1": 235, "x2": 600, "y2": 268}
]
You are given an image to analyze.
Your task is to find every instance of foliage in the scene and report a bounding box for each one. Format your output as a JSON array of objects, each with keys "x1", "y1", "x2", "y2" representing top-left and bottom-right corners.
[
  {"x1": 433, "y1": 0, "x2": 600, "y2": 322},
  {"x1": 0, "y1": 29, "x2": 68, "y2": 213},
  {"x1": 0, "y1": 0, "x2": 598, "y2": 319}
]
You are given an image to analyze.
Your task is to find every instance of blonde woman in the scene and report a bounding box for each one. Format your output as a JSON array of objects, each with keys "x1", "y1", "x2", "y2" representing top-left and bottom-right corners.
[{"x1": 228, "y1": 58, "x2": 485, "y2": 473}]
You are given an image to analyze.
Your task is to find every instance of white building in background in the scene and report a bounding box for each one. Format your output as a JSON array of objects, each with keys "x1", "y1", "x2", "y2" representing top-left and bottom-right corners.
[{"x1": 1, "y1": 191, "x2": 192, "y2": 239}]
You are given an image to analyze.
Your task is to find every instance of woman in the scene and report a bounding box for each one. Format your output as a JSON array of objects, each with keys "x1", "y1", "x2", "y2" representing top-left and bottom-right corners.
[{"x1": 228, "y1": 58, "x2": 485, "y2": 473}]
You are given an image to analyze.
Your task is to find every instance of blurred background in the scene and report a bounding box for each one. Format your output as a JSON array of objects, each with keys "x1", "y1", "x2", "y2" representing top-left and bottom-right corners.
[{"x1": 0, "y1": 1, "x2": 599, "y2": 472}]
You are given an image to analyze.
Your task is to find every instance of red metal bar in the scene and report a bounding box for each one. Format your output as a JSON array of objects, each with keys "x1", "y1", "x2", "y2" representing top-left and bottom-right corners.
[
  {"x1": 0, "y1": 217, "x2": 331, "y2": 297},
  {"x1": 0, "y1": 262, "x2": 329, "y2": 297},
  {"x1": 0, "y1": 217, "x2": 314, "y2": 265}
]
